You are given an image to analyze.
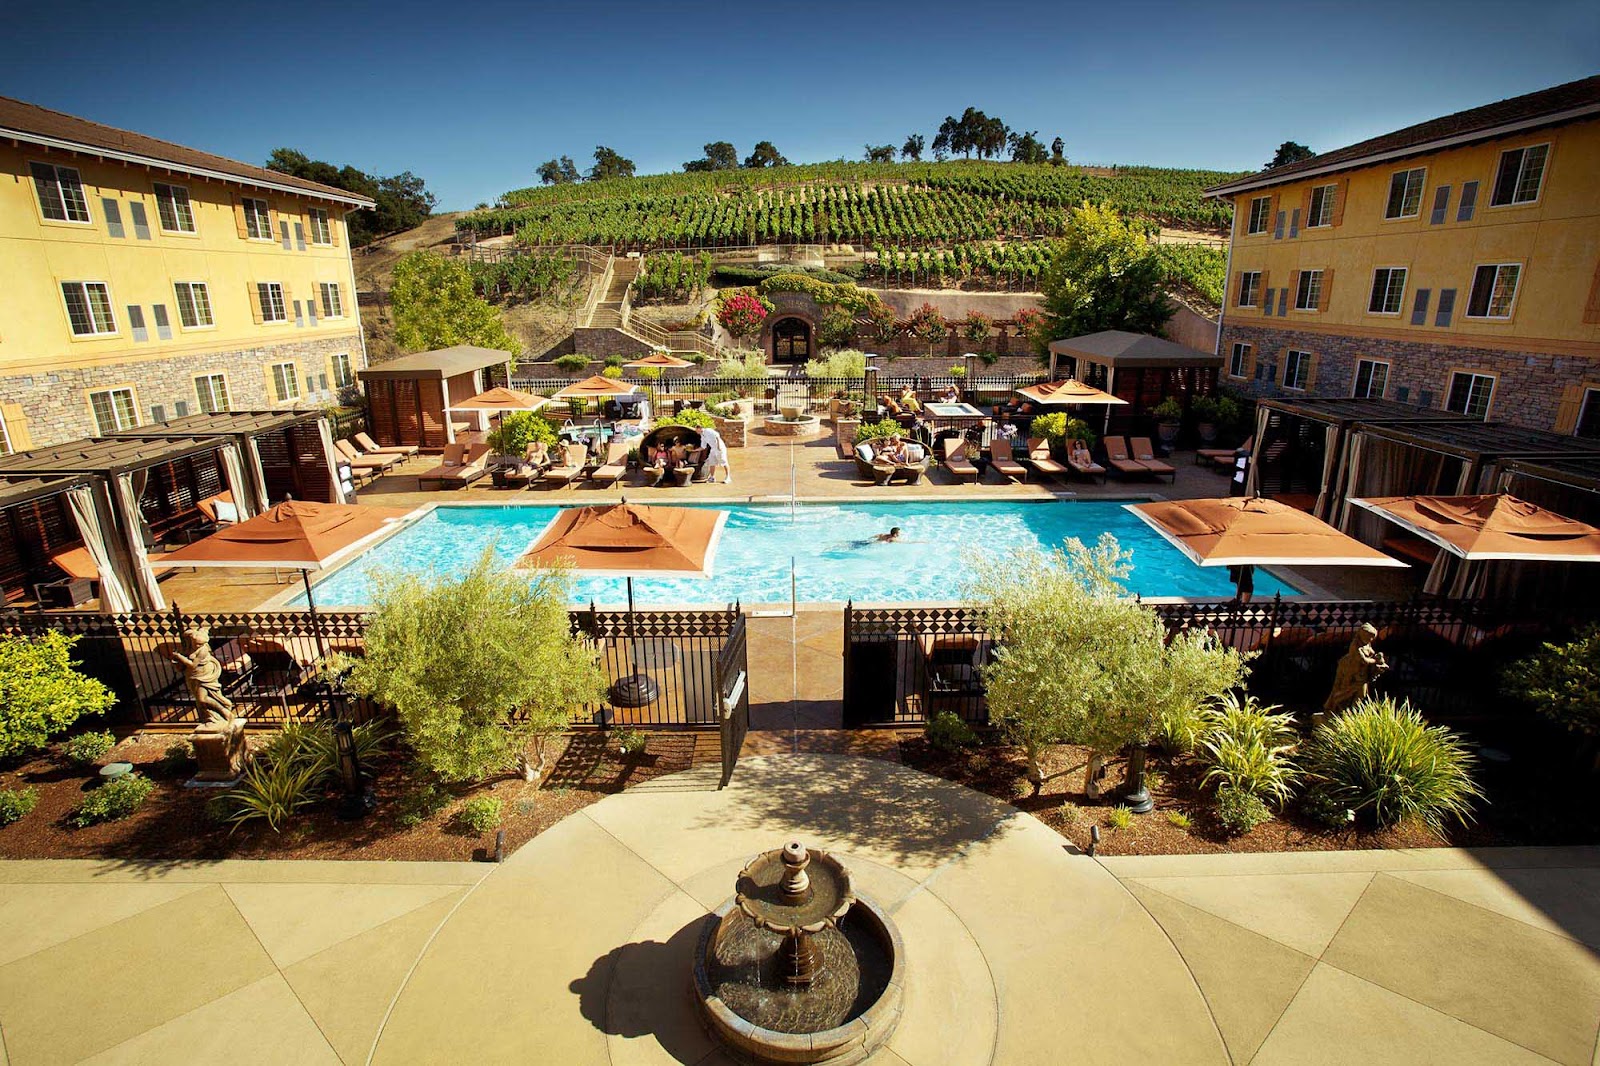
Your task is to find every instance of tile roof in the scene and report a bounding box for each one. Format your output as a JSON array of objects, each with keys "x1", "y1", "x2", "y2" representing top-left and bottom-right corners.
[
  {"x1": 1206, "y1": 75, "x2": 1600, "y2": 197},
  {"x1": 0, "y1": 95, "x2": 375, "y2": 207}
]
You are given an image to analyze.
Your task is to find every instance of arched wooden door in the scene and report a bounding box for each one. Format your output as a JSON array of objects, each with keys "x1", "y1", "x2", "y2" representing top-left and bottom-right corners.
[{"x1": 771, "y1": 317, "x2": 811, "y2": 364}]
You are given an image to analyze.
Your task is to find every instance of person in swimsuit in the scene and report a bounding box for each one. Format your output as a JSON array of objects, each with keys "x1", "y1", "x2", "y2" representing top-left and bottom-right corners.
[{"x1": 874, "y1": 526, "x2": 903, "y2": 543}]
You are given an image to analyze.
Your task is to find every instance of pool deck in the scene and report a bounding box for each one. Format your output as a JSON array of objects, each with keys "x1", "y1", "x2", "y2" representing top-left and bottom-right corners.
[{"x1": 154, "y1": 425, "x2": 1418, "y2": 614}]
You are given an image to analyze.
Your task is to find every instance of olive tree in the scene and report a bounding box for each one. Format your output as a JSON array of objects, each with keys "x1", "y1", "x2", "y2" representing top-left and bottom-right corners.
[
  {"x1": 969, "y1": 534, "x2": 1247, "y2": 797},
  {"x1": 348, "y1": 549, "x2": 606, "y2": 783}
]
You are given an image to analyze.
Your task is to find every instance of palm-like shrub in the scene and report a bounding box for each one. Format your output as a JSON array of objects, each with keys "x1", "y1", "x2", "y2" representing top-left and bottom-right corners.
[
  {"x1": 1199, "y1": 694, "x2": 1299, "y2": 808},
  {"x1": 1302, "y1": 697, "x2": 1482, "y2": 831}
]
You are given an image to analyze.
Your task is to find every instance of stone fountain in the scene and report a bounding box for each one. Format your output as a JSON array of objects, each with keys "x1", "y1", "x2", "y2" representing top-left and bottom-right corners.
[
  {"x1": 693, "y1": 841, "x2": 903, "y2": 1064},
  {"x1": 761, "y1": 404, "x2": 822, "y2": 439}
]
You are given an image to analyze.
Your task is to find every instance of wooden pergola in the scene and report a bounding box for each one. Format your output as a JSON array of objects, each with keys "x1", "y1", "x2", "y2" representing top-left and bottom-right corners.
[
  {"x1": 358, "y1": 346, "x2": 515, "y2": 452},
  {"x1": 1046, "y1": 331, "x2": 1221, "y2": 435}
]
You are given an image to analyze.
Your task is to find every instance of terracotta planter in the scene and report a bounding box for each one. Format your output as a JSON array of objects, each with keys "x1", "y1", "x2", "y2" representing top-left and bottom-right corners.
[
  {"x1": 1157, "y1": 421, "x2": 1181, "y2": 446},
  {"x1": 1197, "y1": 422, "x2": 1219, "y2": 444}
]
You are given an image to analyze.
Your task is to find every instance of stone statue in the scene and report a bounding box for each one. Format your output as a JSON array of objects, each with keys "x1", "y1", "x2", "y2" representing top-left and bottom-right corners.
[
  {"x1": 167, "y1": 627, "x2": 248, "y2": 782},
  {"x1": 169, "y1": 627, "x2": 234, "y2": 726},
  {"x1": 1323, "y1": 623, "x2": 1389, "y2": 714}
]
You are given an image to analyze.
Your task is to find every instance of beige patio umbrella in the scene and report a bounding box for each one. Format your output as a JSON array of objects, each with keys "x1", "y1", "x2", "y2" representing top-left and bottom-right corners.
[
  {"x1": 445, "y1": 386, "x2": 550, "y2": 413},
  {"x1": 1015, "y1": 379, "x2": 1128, "y2": 406},
  {"x1": 517, "y1": 502, "x2": 729, "y2": 706},
  {"x1": 1348, "y1": 494, "x2": 1600, "y2": 562},
  {"x1": 624, "y1": 352, "x2": 694, "y2": 370},
  {"x1": 1125, "y1": 497, "x2": 1407, "y2": 568},
  {"x1": 552, "y1": 375, "x2": 640, "y2": 401}
]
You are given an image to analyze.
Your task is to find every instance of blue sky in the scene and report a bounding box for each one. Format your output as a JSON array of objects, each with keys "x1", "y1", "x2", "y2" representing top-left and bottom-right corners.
[{"x1": 5, "y1": 0, "x2": 1597, "y2": 211}]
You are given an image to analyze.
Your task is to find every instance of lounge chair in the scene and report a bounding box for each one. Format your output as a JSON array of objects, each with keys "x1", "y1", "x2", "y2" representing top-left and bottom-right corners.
[
  {"x1": 417, "y1": 443, "x2": 490, "y2": 489},
  {"x1": 589, "y1": 442, "x2": 631, "y2": 487},
  {"x1": 1130, "y1": 438, "x2": 1178, "y2": 482},
  {"x1": 942, "y1": 438, "x2": 980, "y2": 483},
  {"x1": 988, "y1": 438, "x2": 1028, "y2": 483},
  {"x1": 335, "y1": 438, "x2": 402, "y2": 475},
  {"x1": 1023, "y1": 438, "x2": 1069, "y2": 481},
  {"x1": 1197, "y1": 435, "x2": 1253, "y2": 469},
  {"x1": 1064, "y1": 441, "x2": 1108, "y2": 484},
  {"x1": 501, "y1": 442, "x2": 553, "y2": 489},
  {"x1": 539, "y1": 444, "x2": 588, "y2": 489},
  {"x1": 1104, "y1": 437, "x2": 1157, "y2": 480},
  {"x1": 355, "y1": 431, "x2": 419, "y2": 458}
]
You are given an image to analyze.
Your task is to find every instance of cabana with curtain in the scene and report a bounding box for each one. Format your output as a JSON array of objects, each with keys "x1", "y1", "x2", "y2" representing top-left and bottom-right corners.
[
  {"x1": 1338, "y1": 421, "x2": 1600, "y2": 562},
  {"x1": 1475, "y1": 454, "x2": 1600, "y2": 603},
  {"x1": 0, "y1": 434, "x2": 254, "y2": 610},
  {"x1": 0, "y1": 475, "x2": 140, "y2": 609},
  {"x1": 358, "y1": 345, "x2": 515, "y2": 451},
  {"x1": 1045, "y1": 331, "x2": 1221, "y2": 437},
  {"x1": 108, "y1": 409, "x2": 347, "y2": 510},
  {"x1": 1248, "y1": 397, "x2": 1472, "y2": 519}
]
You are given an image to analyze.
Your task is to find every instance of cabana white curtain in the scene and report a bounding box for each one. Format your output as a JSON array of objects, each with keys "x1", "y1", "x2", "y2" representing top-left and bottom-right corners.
[
  {"x1": 317, "y1": 418, "x2": 351, "y2": 504},
  {"x1": 1244, "y1": 402, "x2": 1272, "y2": 497},
  {"x1": 113, "y1": 472, "x2": 166, "y2": 610},
  {"x1": 243, "y1": 437, "x2": 271, "y2": 512},
  {"x1": 217, "y1": 443, "x2": 254, "y2": 519},
  {"x1": 1312, "y1": 424, "x2": 1340, "y2": 520},
  {"x1": 65, "y1": 484, "x2": 134, "y2": 613}
]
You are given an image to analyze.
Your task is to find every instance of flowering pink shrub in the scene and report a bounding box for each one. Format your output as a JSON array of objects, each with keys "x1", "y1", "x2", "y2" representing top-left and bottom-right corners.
[{"x1": 716, "y1": 292, "x2": 771, "y2": 338}]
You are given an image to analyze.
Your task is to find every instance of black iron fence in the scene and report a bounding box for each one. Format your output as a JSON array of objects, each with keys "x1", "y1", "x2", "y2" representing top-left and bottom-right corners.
[
  {"x1": 1, "y1": 604, "x2": 743, "y2": 731},
  {"x1": 843, "y1": 597, "x2": 1597, "y2": 729},
  {"x1": 510, "y1": 372, "x2": 1048, "y2": 407}
]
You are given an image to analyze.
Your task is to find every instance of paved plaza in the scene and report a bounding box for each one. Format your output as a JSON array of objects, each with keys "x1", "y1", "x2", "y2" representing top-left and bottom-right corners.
[{"x1": 0, "y1": 755, "x2": 1596, "y2": 1065}]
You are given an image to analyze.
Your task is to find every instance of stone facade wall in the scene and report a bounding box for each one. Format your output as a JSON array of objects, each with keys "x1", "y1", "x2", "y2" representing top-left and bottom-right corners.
[
  {"x1": 0, "y1": 334, "x2": 360, "y2": 447},
  {"x1": 570, "y1": 327, "x2": 656, "y2": 360},
  {"x1": 1218, "y1": 320, "x2": 1599, "y2": 432}
]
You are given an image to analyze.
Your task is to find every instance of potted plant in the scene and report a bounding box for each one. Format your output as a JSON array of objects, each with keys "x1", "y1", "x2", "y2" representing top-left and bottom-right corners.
[
  {"x1": 1192, "y1": 396, "x2": 1221, "y2": 445},
  {"x1": 1152, "y1": 397, "x2": 1184, "y2": 447},
  {"x1": 486, "y1": 412, "x2": 557, "y2": 487}
]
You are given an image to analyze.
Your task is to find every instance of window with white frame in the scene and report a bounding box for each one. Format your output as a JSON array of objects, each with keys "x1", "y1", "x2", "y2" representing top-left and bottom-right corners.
[
  {"x1": 152, "y1": 182, "x2": 195, "y2": 233},
  {"x1": 1353, "y1": 359, "x2": 1389, "y2": 399},
  {"x1": 1307, "y1": 184, "x2": 1336, "y2": 227},
  {"x1": 1446, "y1": 372, "x2": 1495, "y2": 420},
  {"x1": 1465, "y1": 263, "x2": 1521, "y2": 319},
  {"x1": 270, "y1": 362, "x2": 300, "y2": 402},
  {"x1": 0, "y1": 409, "x2": 12, "y2": 457},
  {"x1": 174, "y1": 282, "x2": 214, "y2": 328},
  {"x1": 257, "y1": 282, "x2": 287, "y2": 322},
  {"x1": 308, "y1": 207, "x2": 332, "y2": 245},
  {"x1": 194, "y1": 374, "x2": 230, "y2": 413},
  {"x1": 30, "y1": 162, "x2": 90, "y2": 223},
  {"x1": 89, "y1": 388, "x2": 138, "y2": 434},
  {"x1": 1282, "y1": 350, "x2": 1312, "y2": 391},
  {"x1": 319, "y1": 282, "x2": 344, "y2": 318},
  {"x1": 1294, "y1": 269, "x2": 1324, "y2": 311},
  {"x1": 1228, "y1": 342, "x2": 1251, "y2": 378},
  {"x1": 1238, "y1": 271, "x2": 1262, "y2": 307},
  {"x1": 331, "y1": 352, "x2": 354, "y2": 389},
  {"x1": 1368, "y1": 267, "x2": 1407, "y2": 314},
  {"x1": 242, "y1": 197, "x2": 272, "y2": 240},
  {"x1": 1577, "y1": 388, "x2": 1600, "y2": 439},
  {"x1": 1384, "y1": 168, "x2": 1426, "y2": 219},
  {"x1": 1490, "y1": 144, "x2": 1548, "y2": 207},
  {"x1": 61, "y1": 282, "x2": 117, "y2": 336},
  {"x1": 1246, "y1": 196, "x2": 1272, "y2": 235}
]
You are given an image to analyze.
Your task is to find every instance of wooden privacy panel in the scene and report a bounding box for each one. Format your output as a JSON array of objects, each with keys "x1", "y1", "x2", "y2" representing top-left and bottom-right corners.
[
  {"x1": 1, "y1": 495, "x2": 82, "y2": 602},
  {"x1": 368, "y1": 380, "x2": 398, "y2": 445},
  {"x1": 393, "y1": 379, "x2": 421, "y2": 447},
  {"x1": 286, "y1": 422, "x2": 334, "y2": 502},
  {"x1": 419, "y1": 379, "x2": 447, "y2": 449},
  {"x1": 254, "y1": 429, "x2": 298, "y2": 504}
]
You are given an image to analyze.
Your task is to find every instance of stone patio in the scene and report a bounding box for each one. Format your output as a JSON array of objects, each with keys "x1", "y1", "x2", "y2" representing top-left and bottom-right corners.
[{"x1": 0, "y1": 756, "x2": 1595, "y2": 1065}]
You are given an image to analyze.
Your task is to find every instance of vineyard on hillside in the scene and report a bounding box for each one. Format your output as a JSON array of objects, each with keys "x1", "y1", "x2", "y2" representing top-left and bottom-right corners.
[{"x1": 459, "y1": 160, "x2": 1240, "y2": 248}]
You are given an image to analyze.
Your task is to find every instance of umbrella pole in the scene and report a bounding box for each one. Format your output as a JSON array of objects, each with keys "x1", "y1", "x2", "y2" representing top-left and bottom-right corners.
[
  {"x1": 303, "y1": 569, "x2": 327, "y2": 659},
  {"x1": 609, "y1": 575, "x2": 659, "y2": 709}
]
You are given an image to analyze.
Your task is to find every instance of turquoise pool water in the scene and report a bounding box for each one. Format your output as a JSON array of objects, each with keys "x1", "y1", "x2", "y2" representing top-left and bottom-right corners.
[{"x1": 296, "y1": 501, "x2": 1300, "y2": 606}]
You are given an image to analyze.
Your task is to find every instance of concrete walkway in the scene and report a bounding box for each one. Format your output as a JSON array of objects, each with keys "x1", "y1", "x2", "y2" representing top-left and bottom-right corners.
[{"x1": 0, "y1": 756, "x2": 1596, "y2": 1065}]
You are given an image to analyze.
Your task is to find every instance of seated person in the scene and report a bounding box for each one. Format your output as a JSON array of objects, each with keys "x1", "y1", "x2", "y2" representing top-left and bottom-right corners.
[
  {"x1": 897, "y1": 386, "x2": 922, "y2": 414},
  {"x1": 876, "y1": 436, "x2": 908, "y2": 465},
  {"x1": 1068, "y1": 439, "x2": 1097, "y2": 468},
  {"x1": 524, "y1": 440, "x2": 551, "y2": 471},
  {"x1": 995, "y1": 419, "x2": 1019, "y2": 440},
  {"x1": 937, "y1": 384, "x2": 960, "y2": 404}
]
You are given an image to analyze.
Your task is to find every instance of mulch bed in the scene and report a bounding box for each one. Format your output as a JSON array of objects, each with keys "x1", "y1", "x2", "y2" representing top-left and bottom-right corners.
[
  {"x1": 897, "y1": 738, "x2": 1600, "y2": 856},
  {"x1": 0, "y1": 731, "x2": 706, "y2": 863}
]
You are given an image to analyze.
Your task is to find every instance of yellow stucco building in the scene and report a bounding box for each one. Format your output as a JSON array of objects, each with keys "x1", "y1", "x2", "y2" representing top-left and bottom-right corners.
[
  {"x1": 0, "y1": 96, "x2": 374, "y2": 453},
  {"x1": 1207, "y1": 75, "x2": 1600, "y2": 436}
]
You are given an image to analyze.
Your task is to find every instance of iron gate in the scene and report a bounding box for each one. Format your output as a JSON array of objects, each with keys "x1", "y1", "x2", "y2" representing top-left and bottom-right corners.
[{"x1": 716, "y1": 614, "x2": 750, "y2": 787}]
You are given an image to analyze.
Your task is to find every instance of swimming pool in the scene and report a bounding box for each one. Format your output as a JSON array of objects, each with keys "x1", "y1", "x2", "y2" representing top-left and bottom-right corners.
[{"x1": 295, "y1": 501, "x2": 1300, "y2": 607}]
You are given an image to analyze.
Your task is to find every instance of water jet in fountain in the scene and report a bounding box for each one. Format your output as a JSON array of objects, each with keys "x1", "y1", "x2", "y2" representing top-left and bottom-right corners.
[{"x1": 693, "y1": 840, "x2": 904, "y2": 1064}]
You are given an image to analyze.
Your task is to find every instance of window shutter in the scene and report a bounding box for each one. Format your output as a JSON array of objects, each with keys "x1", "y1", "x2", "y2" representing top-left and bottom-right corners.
[
  {"x1": 329, "y1": 209, "x2": 341, "y2": 248},
  {"x1": 1553, "y1": 384, "x2": 1584, "y2": 435},
  {"x1": 282, "y1": 285, "x2": 295, "y2": 317},
  {"x1": 1429, "y1": 185, "x2": 1451, "y2": 225},
  {"x1": 129, "y1": 202, "x2": 151, "y2": 240},
  {"x1": 1289, "y1": 208, "x2": 1300, "y2": 238},
  {"x1": 1300, "y1": 186, "x2": 1312, "y2": 222},
  {"x1": 232, "y1": 195, "x2": 250, "y2": 239},
  {"x1": 294, "y1": 222, "x2": 306, "y2": 251},
  {"x1": 1435, "y1": 288, "x2": 1456, "y2": 327},
  {"x1": 1456, "y1": 181, "x2": 1478, "y2": 222},
  {"x1": 267, "y1": 204, "x2": 279, "y2": 240},
  {"x1": 1410, "y1": 288, "x2": 1432, "y2": 325},
  {"x1": 1332, "y1": 179, "x2": 1349, "y2": 226},
  {"x1": 0, "y1": 404, "x2": 33, "y2": 451},
  {"x1": 302, "y1": 209, "x2": 315, "y2": 242},
  {"x1": 1277, "y1": 348, "x2": 1290, "y2": 385},
  {"x1": 1317, "y1": 268, "x2": 1334, "y2": 312},
  {"x1": 1259, "y1": 271, "x2": 1270, "y2": 307},
  {"x1": 102, "y1": 199, "x2": 125, "y2": 239},
  {"x1": 338, "y1": 282, "x2": 349, "y2": 311},
  {"x1": 1273, "y1": 210, "x2": 1285, "y2": 239},
  {"x1": 248, "y1": 283, "x2": 264, "y2": 325},
  {"x1": 1277, "y1": 288, "x2": 1288, "y2": 316},
  {"x1": 1584, "y1": 259, "x2": 1600, "y2": 325},
  {"x1": 1243, "y1": 346, "x2": 1257, "y2": 379},
  {"x1": 1233, "y1": 271, "x2": 1244, "y2": 305},
  {"x1": 1289, "y1": 271, "x2": 1302, "y2": 308},
  {"x1": 1305, "y1": 352, "x2": 1320, "y2": 391}
]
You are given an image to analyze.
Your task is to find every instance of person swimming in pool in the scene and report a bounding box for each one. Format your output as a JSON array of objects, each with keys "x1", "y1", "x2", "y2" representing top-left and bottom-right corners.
[{"x1": 874, "y1": 526, "x2": 903, "y2": 543}]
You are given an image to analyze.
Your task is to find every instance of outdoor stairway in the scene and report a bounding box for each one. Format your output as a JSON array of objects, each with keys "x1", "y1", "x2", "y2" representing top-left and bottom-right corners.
[
  {"x1": 586, "y1": 256, "x2": 639, "y2": 328},
  {"x1": 581, "y1": 254, "x2": 720, "y2": 360}
]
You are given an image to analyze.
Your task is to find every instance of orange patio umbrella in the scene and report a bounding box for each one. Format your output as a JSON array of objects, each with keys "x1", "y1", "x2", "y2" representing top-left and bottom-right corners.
[
  {"x1": 1348, "y1": 494, "x2": 1600, "y2": 562},
  {"x1": 1015, "y1": 379, "x2": 1127, "y2": 406},
  {"x1": 1125, "y1": 497, "x2": 1407, "y2": 568},
  {"x1": 552, "y1": 375, "x2": 640, "y2": 401},
  {"x1": 518, "y1": 502, "x2": 729, "y2": 706},
  {"x1": 445, "y1": 386, "x2": 550, "y2": 413},
  {"x1": 624, "y1": 351, "x2": 694, "y2": 370}
]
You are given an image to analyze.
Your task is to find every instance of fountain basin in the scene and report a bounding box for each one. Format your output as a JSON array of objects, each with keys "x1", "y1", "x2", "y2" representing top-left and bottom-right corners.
[
  {"x1": 693, "y1": 894, "x2": 904, "y2": 1065},
  {"x1": 761, "y1": 413, "x2": 822, "y2": 439}
]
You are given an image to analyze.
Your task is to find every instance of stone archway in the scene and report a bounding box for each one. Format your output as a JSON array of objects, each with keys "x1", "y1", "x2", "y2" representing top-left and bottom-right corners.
[{"x1": 770, "y1": 317, "x2": 812, "y2": 364}]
